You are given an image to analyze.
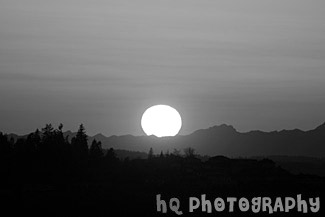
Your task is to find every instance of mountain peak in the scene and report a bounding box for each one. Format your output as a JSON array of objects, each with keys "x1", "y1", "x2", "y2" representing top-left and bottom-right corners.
[
  {"x1": 191, "y1": 124, "x2": 237, "y2": 136},
  {"x1": 211, "y1": 124, "x2": 237, "y2": 132},
  {"x1": 94, "y1": 133, "x2": 105, "y2": 137}
]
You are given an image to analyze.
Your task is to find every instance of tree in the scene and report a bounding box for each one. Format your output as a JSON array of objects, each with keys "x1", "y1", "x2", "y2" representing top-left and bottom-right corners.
[
  {"x1": 25, "y1": 129, "x2": 41, "y2": 156},
  {"x1": 184, "y1": 147, "x2": 196, "y2": 158},
  {"x1": 41, "y1": 124, "x2": 54, "y2": 140},
  {"x1": 159, "y1": 151, "x2": 164, "y2": 158},
  {"x1": 148, "y1": 147, "x2": 154, "y2": 159},
  {"x1": 39, "y1": 124, "x2": 55, "y2": 160},
  {"x1": 172, "y1": 148, "x2": 181, "y2": 156},
  {"x1": 75, "y1": 124, "x2": 87, "y2": 143},
  {"x1": 71, "y1": 124, "x2": 88, "y2": 163},
  {"x1": 89, "y1": 139, "x2": 104, "y2": 159},
  {"x1": 0, "y1": 132, "x2": 12, "y2": 156},
  {"x1": 38, "y1": 124, "x2": 70, "y2": 171},
  {"x1": 105, "y1": 148, "x2": 118, "y2": 164}
]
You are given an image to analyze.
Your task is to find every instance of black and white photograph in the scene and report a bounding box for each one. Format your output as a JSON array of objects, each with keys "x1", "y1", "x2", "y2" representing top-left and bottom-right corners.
[{"x1": 0, "y1": 0, "x2": 324, "y2": 216}]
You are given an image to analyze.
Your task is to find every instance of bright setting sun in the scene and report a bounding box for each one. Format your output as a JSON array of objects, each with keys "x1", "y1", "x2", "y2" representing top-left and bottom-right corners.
[{"x1": 141, "y1": 105, "x2": 182, "y2": 137}]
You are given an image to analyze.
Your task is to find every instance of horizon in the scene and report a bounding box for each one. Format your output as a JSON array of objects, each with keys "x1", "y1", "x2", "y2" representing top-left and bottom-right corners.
[
  {"x1": 4, "y1": 120, "x2": 325, "y2": 138},
  {"x1": 3, "y1": 120, "x2": 325, "y2": 158}
]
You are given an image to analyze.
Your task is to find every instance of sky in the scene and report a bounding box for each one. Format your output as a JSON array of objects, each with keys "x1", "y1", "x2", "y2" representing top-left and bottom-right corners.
[{"x1": 1, "y1": 0, "x2": 325, "y2": 136}]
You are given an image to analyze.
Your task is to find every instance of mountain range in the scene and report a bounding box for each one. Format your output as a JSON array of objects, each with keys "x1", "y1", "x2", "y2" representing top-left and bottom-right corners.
[{"x1": 7, "y1": 122, "x2": 325, "y2": 157}]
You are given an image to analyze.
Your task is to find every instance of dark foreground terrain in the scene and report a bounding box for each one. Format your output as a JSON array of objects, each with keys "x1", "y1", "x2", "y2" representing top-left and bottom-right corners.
[{"x1": 1, "y1": 125, "x2": 324, "y2": 216}]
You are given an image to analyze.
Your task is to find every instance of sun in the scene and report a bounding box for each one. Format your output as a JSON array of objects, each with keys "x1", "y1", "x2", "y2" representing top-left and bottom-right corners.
[{"x1": 141, "y1": 105, "x2": 182, "y2": 137}]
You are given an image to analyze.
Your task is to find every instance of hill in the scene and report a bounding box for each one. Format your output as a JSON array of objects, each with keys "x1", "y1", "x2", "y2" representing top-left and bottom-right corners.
[{"x1": 91, "y1": 122, "x2": 325, "y2": 157}]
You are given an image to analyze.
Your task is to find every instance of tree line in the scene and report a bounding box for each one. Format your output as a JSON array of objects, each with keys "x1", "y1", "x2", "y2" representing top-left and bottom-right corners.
[
  {"x1": 0, "y1": 124, "x2": 121, "y2": 183},
  {"x1": 0, "y1": 123, "x2": 199, "y2": 179}
]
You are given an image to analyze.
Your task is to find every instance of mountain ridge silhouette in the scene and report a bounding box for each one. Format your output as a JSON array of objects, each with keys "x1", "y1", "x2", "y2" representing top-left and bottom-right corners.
[{"x1": 6, "y1": 122, "x2": 325, "y2": 157}]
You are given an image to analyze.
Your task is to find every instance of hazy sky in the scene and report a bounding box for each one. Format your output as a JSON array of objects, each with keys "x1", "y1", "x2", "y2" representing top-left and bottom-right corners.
[{"x1": 1, "y1": 0, "x2": 325, "y2": 136}]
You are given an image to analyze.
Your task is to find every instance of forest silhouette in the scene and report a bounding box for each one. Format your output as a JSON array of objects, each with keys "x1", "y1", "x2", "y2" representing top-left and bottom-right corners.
[{"x1": 0, "y1": 124, "x2": 324, "y2": 216}]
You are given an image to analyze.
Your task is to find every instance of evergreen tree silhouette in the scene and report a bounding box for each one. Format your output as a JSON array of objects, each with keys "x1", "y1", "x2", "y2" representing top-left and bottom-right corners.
[
  {"x1": 39, "y1": 124, "x2": 55, "y2": 165},
  {"x1": 38, "y1": 124, "x2": 69, "y2": 172},
  {"x1": 71, "y1": 124, "x2": 88, "y2": 164},
  {"x1": 89, "y1": 139, "x2": 104, "y2": 159},
  {"x1": 159, "y1": 151, "x2": 164, "y2": 158},
  {"x1": 0, "y1": 132, "x2": 12, "y2": 156},
  {"x1": 26, "y1": 129, "x2": 41, "y2": 152},
  {"x1": 105, "y1": 148, "x2": 118, "y2": 165},
  {"x1": 0, "y1": 132, "x2": 12, "y2": 184},
  {"x1": 184, "y1": 147, "x2": 196, "y2": 158},
  {"x1": 148, "y1": 147, "x2": 154, "y2": 159}
]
